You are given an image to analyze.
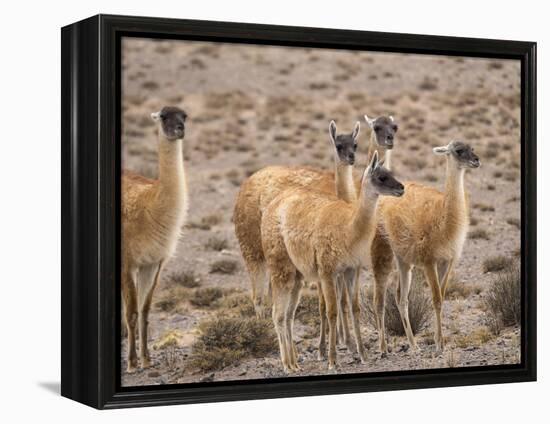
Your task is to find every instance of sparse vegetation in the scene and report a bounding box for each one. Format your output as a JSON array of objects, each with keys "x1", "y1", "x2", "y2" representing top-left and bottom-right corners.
[
  {"x1": 483, "y1": 255, "x2": 509, "y2": 273},
  {"x1": 168, "y1": 270, "x2": 201, "y2": 288},
  {"x1": 189, "y1": 316, "x2": 277, "y2": 371},
  {"x1": 454, "y1": 327, "x2": 494, "y2": 348},
  {"x1": 362, "y1": 270, "x2": 432, "y2": 336},
  {"x1": 469, "y1": 228, "x2": 490, "y2": 240},
  {"x1": 485, "y1": 261, "x2": 520, "y2": 334},
  {"x1": 205, "y1": 236, "x2": 229, "y2": 251},
  {"x1": 295, "y1": 292, "x2": 320, "y2": 330},
  {"x1": 210, "y1": 259, "x2": 239, "y2": 274},
  {"x1": 507, "y1": 217, "x2": 520, "y2": 229},
  {"x1": 474, "y1": 203, "x2": 495, "y2": 212},
  {"x1": 189, "y1": 287, "x2": 225, "y2": 307},
  {"x1": 221, "y1": 293, "x2": 256, "y2": 317},
  {"x1": 445, "y1": 280, "x2": 482, "y2": 299}
]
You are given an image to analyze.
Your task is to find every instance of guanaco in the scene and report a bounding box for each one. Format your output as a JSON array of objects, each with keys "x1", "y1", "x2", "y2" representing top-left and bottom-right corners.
[
  {"x1": 261, "y1": 152, "x2": 404, "y2": 371},
  {"x1": 376, "y1": 141, "x2": 480, "y2": 351},
  {"x1": 121, "y1": 106, "x2": 188, "y2": 371}
]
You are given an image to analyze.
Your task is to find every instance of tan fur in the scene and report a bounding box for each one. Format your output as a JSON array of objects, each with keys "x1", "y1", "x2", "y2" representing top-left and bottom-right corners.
[
  {"x1": 121, "y1": 127, "x2": 188, "y2": 372},
  {"x1": 375, "y1": 155, "x2": 470, "y2": 351},
  {"x1": 233, "y1": 141, "x2": 391, "y2": 350},
  {"x1": 261, "y1": 172, "x2": 380, "y2": 371}
]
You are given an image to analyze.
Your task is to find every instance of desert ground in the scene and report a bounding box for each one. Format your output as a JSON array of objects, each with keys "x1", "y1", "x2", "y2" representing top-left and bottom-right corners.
[{"x1": 120, "y1": 37, "x2": 521, "y2": 386}]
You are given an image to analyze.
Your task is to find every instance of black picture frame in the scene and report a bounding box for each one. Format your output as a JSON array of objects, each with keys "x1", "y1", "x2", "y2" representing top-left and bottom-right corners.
[{"x1": 61, "y1": 14, "x2": 537, "y2": 409}]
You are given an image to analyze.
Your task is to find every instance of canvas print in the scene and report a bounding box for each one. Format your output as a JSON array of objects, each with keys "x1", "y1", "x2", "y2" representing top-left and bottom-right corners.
[{"x1": 120, "y1": 37, "x2": 521, "y2": 387}]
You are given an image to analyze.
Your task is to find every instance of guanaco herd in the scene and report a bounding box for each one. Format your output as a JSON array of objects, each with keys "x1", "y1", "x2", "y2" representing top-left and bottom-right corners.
[{"x1": 122, "y1": 105, "x2": 480, "y2": 373}]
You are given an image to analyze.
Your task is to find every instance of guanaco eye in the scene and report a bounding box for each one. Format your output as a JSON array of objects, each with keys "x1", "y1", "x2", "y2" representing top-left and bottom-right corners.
[
  {"x1": 391, "y1": 124, "x2": 398, "y2": 132},
  {"x1": 374, "y1": 126, "x2": 381, "y2": 132},
  {"x1": 336, "y1": 145, "x2": 343, "y2": 151},
  {"x1": 353, "y1": 144, "x2": 358, "y2": 151},
  {"x1": 378, "y1": 175, "x2": 387, "y2": 182}
]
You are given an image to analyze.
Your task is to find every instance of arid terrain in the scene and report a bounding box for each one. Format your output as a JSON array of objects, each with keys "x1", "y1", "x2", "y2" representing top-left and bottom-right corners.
[{"x1": 120, "y1": 37, "x2": 521, "y2": 387}]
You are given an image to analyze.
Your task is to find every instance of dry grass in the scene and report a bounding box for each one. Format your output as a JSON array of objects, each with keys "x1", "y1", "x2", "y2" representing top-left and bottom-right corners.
[
  {"x1": 469, "y1": 228, "x2": 490, "y2": 240},
  {"x1": 154, "y1": 286, "x2": 189, "y2": 313},
  {"x1": 210, "y1": 259, "x2": 239, "y2": 274},
  {"x1": 483, "y1": 255, "x2": 508, "y2": 273},
  {"x1": 189, "y1": 316, "x2": 277, "y2": 371},
  {"x1": 362, "y1": 270, "x2": 432, "y2": 336},
  {"x1": 454, "y1": 327, "x2": 494, "y2": 348},
  {"x1": 474, "y1": 203, "x2": 495, "y2": 212},
  {"x1": 295, "y1": 292, "x2": 320, "y2": 329},
  {"x1": 507, "y1": 217, "x2": 520, "y2": 229},
  {"x1": 205, "y1": 236, "x2": 229, "y2": 251},
  {"x1": 189, "y1": 287, "x2": 226, "y2": 307},
  {"x1": 485, "y1": 261, "x2": 520, "y2": 334},
  {"x1": 221, "y1": 292, "x2": 256, "y2": 317},
  {"x1": 168, "y1": 270, "x2": 201, "y2": 288},
  {"x1": 445, "y1": 280, "x2": 482, "y2": 299}
]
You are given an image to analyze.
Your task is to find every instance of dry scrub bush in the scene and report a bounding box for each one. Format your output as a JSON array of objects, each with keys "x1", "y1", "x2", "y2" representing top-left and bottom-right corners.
[
  {"x1": 189, "y1": 316, "x2": 278, "y2": 371},
  {"x1": 210, "y1": 259, "x2": 239, "y2": 275},
  {"x1": 221, "y1": 293, "x2": 256, "y2": 317},
  {"x1": 362, "y1": 270, "x2": 432, "y2": 336},
  {"x1": 483, "y1": 255, "x2": 508, "y2": 273},
  {"x1": 168, "y1": 270, "x2": 201, "y2": 288},
  {"x1": 469, "y1": 228, "x2": 490, "y2": 240},
  {"x1": 189, "y1": 287, "x2": 225, "y2": 307},
  {"x1": 205, "y1": 236, "x2": 229, "y2": 251},
  {"x1": 484, "y1": 261, "x2": 520, "y2": 334}
]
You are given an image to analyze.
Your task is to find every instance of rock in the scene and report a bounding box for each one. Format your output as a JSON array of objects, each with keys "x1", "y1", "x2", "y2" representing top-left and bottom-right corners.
[{"x1": 147, "y1": 370, "x2": 161, "y2": 378}]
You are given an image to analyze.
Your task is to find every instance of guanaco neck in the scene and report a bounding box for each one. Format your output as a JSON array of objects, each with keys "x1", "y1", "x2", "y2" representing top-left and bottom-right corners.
[
  {"x1": 347, "y1": 179, "x2": 379, "y2": 246},
  {"x1": 367, "y1": 131, "x2": 391, "y2": 170},
  {"x1": 443, "y1": 157, "x2": 467, "y2": 231},
  {"x1": 334, "y1": 159, "x2": 356, "y2": 202},
  {"x1": 155, "y1": 132, "x2": 187, "y2": 214}
]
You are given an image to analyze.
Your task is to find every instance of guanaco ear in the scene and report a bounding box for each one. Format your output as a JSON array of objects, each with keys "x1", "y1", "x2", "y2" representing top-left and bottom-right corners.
[
  {"x1": 364, "y1": 114, "x2": 376, "y2": 129},
  {"x1": 366, "y1": 150, "x2": 379, "y2": 174},
  {"x1": 433, "y1": 142, "x2": 452, "y2": 155},
  {"x1": 389, "y1": 115, "x2": 395, "y2": 122},
  {"x1": 151, "y1": 111, "x2": 161, "y2": 122},
  {"x1": 329, "y1": 120, "x2": 337, "y2": 145},
  {"x1": 351, "y1": 121, "x2": 360, "y2": 140}
]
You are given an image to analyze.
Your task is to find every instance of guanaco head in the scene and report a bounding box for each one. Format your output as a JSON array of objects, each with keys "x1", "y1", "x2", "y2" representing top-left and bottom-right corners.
[
  {"x1": 363, "y1": 151, "x2": 404, "y2": 197},
  {"x1": 433, "y1": 141, "x2": 480, "y2": 169},
  {"x1": 364, "y1": 115, "x2": 398, "y2": 149},
  {"x1": 151, "y1": 106, "x2": 187, "y2": 141},
  {"x1": 329, "y1": 120, "x2": 360, "y2": 166}
]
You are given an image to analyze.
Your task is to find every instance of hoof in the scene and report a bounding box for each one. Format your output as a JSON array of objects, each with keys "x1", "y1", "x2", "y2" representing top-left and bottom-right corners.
[
  {"x1": 141, "y1": 357, "x2": 151, "y2": 369},
  {"x1": 126, "y1": 362, "x2": 138, "y2": 373}
]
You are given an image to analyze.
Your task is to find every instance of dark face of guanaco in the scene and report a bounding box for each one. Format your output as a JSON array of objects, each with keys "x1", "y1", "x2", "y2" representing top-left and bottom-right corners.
[
  {"x1": 364, "y1": 151, "x2": 405, "y2": 197},
  {"x1": 364, "y1": 115, "x2": 398, "y2": 150},
  {"x1": 329, "y1": 120, "x2": 360, "y2": 165},
  {"x1": 151, "y1": 106, "x2": 187, "y2": 141}
]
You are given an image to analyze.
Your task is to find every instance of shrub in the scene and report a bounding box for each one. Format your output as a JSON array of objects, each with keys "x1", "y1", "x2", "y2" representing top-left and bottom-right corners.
[
  {"x1": 295, "y1": 292, "x2": 320, "y2": 329},
  {"x1": 454, "y1": 327, "x2": 494, "y2": 348},
  {"x1": 222, "y1": 293, "x2": 256, "y2": 317},
  {"x1": 205, "y1": 236, "x2": 229, "y2": 252},
  {"x1": 189, "y1": 287, "x2": 225, "y2": 307},
  {"x1": 483, "y1": 255, "x2": 508, "y2": 273},
  {"x1": 154, "y1": 286, "x2": 189, "y2": 313},
  {"x1": 507, "y1": 217, "x2": 520, "y2": 229},
  {"x1": 362, "y1": 270, "x2": 432, "y2": 336},
  {"x1": 210, "y1": 259, "x2": 239, "y2": 274},
  {"x1": 469, "y1": 228, "x2": 490, "y2": 240},
  {"x1": 189, "y1": 316, "x2": 278, "y2": 371},
  {"x1": 484, "y1": 261, "x2": 520, "y2": 334},
  {"x1": 168, "y1": 270, "x2": 201, "y2": 288}
]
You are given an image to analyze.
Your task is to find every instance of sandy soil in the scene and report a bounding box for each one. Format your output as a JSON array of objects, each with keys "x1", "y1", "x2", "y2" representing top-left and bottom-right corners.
[{"x1": 120, "y1": 37, "x2": 521, "y2": 387}]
